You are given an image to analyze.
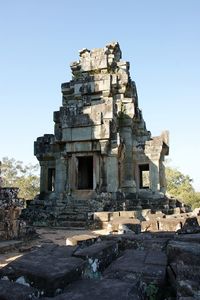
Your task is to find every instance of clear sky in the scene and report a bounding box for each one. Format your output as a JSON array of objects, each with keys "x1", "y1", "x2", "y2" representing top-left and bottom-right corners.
[{"x1": 0, "y1": 0, "x2": 200, "y2": 190}]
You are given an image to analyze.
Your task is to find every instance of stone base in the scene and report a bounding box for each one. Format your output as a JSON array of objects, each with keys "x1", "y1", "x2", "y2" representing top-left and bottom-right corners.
[{"x1": 21, "y1": 191, "x2": 191, "y2": 229}]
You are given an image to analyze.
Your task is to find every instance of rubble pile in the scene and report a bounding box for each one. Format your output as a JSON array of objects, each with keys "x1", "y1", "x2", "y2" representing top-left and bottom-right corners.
[{"x1": 92, "y1": 207, "x2": 200, "y2": 234}]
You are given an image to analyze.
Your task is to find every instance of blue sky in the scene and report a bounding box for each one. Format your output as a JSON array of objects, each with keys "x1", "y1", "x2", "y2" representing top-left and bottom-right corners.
[{"x1": 0, "y1": 0, "x2": 200, "y2": 190}]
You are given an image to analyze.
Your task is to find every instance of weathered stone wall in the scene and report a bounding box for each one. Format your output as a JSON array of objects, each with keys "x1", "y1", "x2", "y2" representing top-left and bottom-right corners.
[{"x1": 0, "y1": 187, "x2": 26, "y2": 240}]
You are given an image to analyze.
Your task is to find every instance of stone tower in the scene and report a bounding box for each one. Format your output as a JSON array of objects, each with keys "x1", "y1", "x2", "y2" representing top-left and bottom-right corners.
[{"x1": 34, "y1": 42, "x2": 169, "y2": 214}]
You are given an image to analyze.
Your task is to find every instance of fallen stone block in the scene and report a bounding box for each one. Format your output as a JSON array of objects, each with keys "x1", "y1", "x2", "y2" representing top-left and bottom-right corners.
[
  {"x1": 43, "y1": 278, "x2": 140, "y2": 300},
  {"x1": 167, "y1": 240, "x2": 200, "y2": 265},
  {"x1": 0, "y1": 279, "x2": 38, "y2": 300},
  {"x1": 102, "y1": 232, "x2": 170, "y2": 251},
  {"x1": 110, "y1": 217, "x2": 141, "y2": 233},
  {"x1": 165, "y1": 212, "x2": 191, "y2": 219},
  {"x1": 178, "y1": 217, "x2": 200, "y2": 233},
  {"x1": 0, "y1": 244, "x2": 85, "y2": 296},
  {"x1": 93, "y1": 212, "x2": 111, "y2": 222},
  {"x1": 158, "y1": 218, "x2": 182, "y2": 231},
  {"x1": 145, "y1": 211, "x2": 165, "y2": 221},
  {"x1": 73, "y1": 240, "x2": 118, "y2": 278},
  {"x1": 118, "y1": 211, "x2": 135, "y2": 218},
  {"x1": 141, "y1": 220, "x2": 158, "y2": 232},
  {"x1": 170, "y1": 262, "x2": 200, "y2": 282},
  {"x1": 66, "y1": 234, "x2": 98, "y2": 246},
  {"x1": 109, "y1": 211, "x2": 120, "y2": 220},
  {"x1": 104, "y1": 249, "x2": 167, "y2": 285},
  {"x1": 29, "y1": 243, "x2": 78, "y2": 258},
  {"x1": 135, "y1": 209, "x2": 151, "y2": 220},
  {"x1": 174, "y1": 233, "x2": 200, "y2": 243}
]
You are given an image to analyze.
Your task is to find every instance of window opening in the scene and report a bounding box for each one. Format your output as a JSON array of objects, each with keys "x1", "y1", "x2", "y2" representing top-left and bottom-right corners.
[{"x1": 139, "y1": 164, "x2": 150, "y2": 189}]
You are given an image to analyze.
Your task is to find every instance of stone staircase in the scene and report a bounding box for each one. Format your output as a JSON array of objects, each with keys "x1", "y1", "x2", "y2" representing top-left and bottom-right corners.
[
  {"x1": 21, "y1": 191, "x2": 191, "y2": 229},
  {"x1": 21, "y1": 198, "x2": 92, "y2": 228},
  {"x1": 56, "y1": 199, "x2": 91, "y2": 228}
]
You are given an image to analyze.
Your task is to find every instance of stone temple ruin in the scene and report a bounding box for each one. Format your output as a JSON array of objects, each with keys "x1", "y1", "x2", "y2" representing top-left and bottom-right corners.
[
  {"x1": 1, "y1": 43, "x2": 200, "y2": 300},
  {"x1": 25, "y1": 42, "x2": 171, "y2": 226}
]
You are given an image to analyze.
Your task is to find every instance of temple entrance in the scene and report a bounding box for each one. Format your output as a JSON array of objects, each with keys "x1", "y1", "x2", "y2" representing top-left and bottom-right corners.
[
  {"x1": 139, "y1": 164, "x2": 150, "y2": 189},
  {"x1": 77, "y1": 156, "x2": 93, "y2": 189}
]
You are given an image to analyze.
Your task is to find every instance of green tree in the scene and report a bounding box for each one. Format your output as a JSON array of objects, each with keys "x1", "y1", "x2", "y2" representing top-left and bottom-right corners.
[
  {"x1": 166, "y1": 166, "x2": 200, "y2": 208},
  {"x1": 0, "y1": 157, "x2": 39, "y2": 200}
]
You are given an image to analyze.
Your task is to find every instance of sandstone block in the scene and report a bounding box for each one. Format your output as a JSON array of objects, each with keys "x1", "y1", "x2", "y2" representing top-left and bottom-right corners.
[
  {"x1": 47, "y1": 279, "x2": 140, "y2": 300},
  {"x1": 1, "y1": 244, "x2": 84, "y2": 297},
  {"x1": 104, "y1": 249, "x2": 166, "y2": 285},
  {"x1": 0, "y1": 280, "x2": 38, "y2": 300},
  {"x1": 66, "y1": 234, "x2": 97, "y2": 246},
  {"x1": 73, "y1": 240, "x2": 118, "y2": 276},
  {"x1": 158, "y1": 218, "x2": 182, "y2": 231}
]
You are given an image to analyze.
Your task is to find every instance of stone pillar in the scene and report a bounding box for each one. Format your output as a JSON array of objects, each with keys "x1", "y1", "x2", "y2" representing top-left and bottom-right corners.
[
  {"x1": 40, "y1": 161, "x2": 48, "y2": 194},
  {"x1": 100, "y1": 155, "x2": 107, "y2": 192},
  {"x1": 99, "y1": 140, "x2": 109, "y2": 192},
  {"x1": 93, "y1": 153, "x2": 99, "y2": 191},
  {"x1": 55, "y1": 156, "x2": 67, "y2": 195},
  {"x1": 159, "y1": 156, "x2": 166, "y2": 193},
  {"x1": 107, "y1": 155, "x2": 119, "y2": 192},
  {"x1": 149, "y1": 160, "x2": 160, "y2": 192},
  {"x1": 120, "y1": 127, "x2": 136, "y2": 192}
]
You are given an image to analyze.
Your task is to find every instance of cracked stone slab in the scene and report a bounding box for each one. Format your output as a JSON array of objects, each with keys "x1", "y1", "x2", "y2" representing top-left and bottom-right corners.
[
  {"x1": 43, "y1": 278, "x2": 141, "y2": 300},
  {"x1": 167, "y1": 240, "x2": 200, "y2": 265},
  {"x1": 104, "y1": 249, "x2": 167, "y2": 285},
  {"x1": 73, "y1": 240, "x2": 118, "y2": 277},
  {"x1": 0, "y1": 244, "x2": 85, "y2": 297}
]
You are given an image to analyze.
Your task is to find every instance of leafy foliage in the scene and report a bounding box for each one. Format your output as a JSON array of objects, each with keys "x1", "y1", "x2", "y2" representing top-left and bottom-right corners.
[
  {"x1": 0, "y1": 157, "x2": 39, "y2": 200},
  {"x1": 166, "y1": 166, "x2": 200, "y2": 208},
  {"x1": 146, "y1": 282, "x2": 158, "y2": 300}
]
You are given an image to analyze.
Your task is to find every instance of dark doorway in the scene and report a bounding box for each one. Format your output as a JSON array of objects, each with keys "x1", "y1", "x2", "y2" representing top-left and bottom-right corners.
[
  {"x1": 78, "y1": 156, "x2": 93, "y2": 189},
  {"x1": 48, "y1": 168, "x2": 55, "y2": 191},
  {"x1": 139, "y1": 164, "x2": 150, "y2": 189}
]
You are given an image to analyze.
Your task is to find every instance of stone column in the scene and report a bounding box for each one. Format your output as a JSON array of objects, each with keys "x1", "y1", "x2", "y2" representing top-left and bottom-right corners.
[
  {"x1": 99, "y1": 140, "x2": 109, "y2": 192},
  {"x1": 120, "y1": 127, "x2": 136, "y2": 193},
  {"x1": 149, "y1": 160, "x2": 160, "y2": 192},
  {"x1": 100, "y1": 155, "x2": 107, "y2": 192},
  {"x1": 39, "y1": 161, "x2": 48, "y2": 194},
  {"x1": 55, "y1": 156, "x2": 67, "y2": 196},
  {"x1": 159, "y1": 155, "x2": 166, "y2": 193},
  {"x1": 107, "y1": 155, "x2": 119, "y2": 192}
]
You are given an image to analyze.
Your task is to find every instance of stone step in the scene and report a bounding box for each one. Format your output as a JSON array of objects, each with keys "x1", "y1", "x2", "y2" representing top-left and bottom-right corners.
[
  {"x1": 64, "y1": 205, "x2": 90, "y2": 210},
  {"x1": 58, "y1": 211, "x2": 87, "y2": 216},
  {"x1": 56, "y1": 220, "x2": 86, "y2": 228},
  {"x1": 58, "y1": 215, "x2": 86, "y2": 222}
]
